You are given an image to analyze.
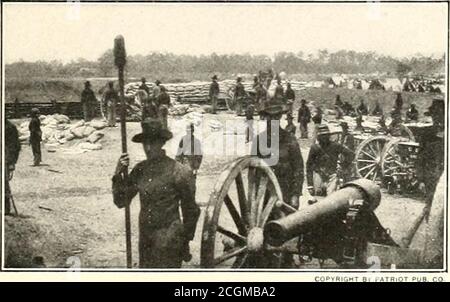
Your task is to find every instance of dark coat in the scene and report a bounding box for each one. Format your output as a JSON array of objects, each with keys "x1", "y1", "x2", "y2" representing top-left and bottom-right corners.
[
  {"x1": 29, "y1": 117, "x2": 42, "y2": 142},
  {"x1": 112, "y1": 152, "x2": 200, "y2": 268},
  {"x1": 252, "y1": 126, "x2": 304, "y2": 203},
  {"x1": 306, "y1": 141, "x2": 353, "y2": 187},
  {"x1": 209, "y1": 81, "x2": 220, "y2": 98},
  {"x1": 81, "y1": 88, "x2": 97, "y2": 105},
  {"x1": 5, "y1": 120, "x2": 21, "y2": 166},
  {"x1": 298, "y1": 105, "x2": 311, "y2": 124}
]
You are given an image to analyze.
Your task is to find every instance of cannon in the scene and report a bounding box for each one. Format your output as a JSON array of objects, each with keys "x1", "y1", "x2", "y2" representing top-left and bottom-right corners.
[{"x1": 200, "y1": 156, "x2": 398, "y2": 269}]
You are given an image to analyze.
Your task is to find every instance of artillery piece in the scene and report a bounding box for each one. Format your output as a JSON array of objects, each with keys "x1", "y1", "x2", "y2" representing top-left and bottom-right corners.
[{"x1": 200, "y1": 156, "x2": 399, "y2": 269}]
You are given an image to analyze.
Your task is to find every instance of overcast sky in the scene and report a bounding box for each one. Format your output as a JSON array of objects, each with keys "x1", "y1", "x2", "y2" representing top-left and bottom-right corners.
[{"x1": 3, "y1": 2, "x2": 448, "y2": 63}]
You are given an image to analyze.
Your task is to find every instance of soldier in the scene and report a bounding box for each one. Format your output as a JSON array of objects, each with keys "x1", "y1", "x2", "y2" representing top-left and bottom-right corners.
[
  {"x1": 156, "y1": 85, "x2": 171, "y2": 128},
  {"x1": 406, "y1": 104, "x2": 419, "y2": 122},
  {"x1": 340, "y1": 122, "x2": 355, "y2": 151},
  {"x1": 176, "y1": 123, "x2": 203, "y2": 177},
  {"x1": 354, "y1": 113, "x2": 364, "y2": 132},
  {"x1": 274, "y1": 78, "x2": 284, "y2": 101},
  {"x1": 371, "y1": 100, "x2": 383, "y2": 116},
  {"x1": 245, "y1": 103, "x2": 255, "y2": 143},
  {"x1": 81, "y1": 81, "x2": 97, "y2": 121},
  {"x1": 342, "y1": 101, "x2": 355, "y2": 116},
  {"x1": 139, "y1": 77, "x2": 150, "y2": 95},
  {"x1": 113, "y1": 119, "x2": 200, "y2": 268},
  {"x1": 285, "y1": 82, "x2": 295, "y2": 114},
  {"x1": 306, "y1": 125, "x2": 354, "y2": 197},
  {"x1": 234, "y1": 77, "x2": 247, "y2": 116},
  {"x1": 284, "y1": 112, "x2": 296, "y2": 136},
  {"x1": 357, "y1": 98, "x2": 368, "y2": 115},
  {"x1": 252, "y1": 76, "x2": 259, "y2": 90},
  {"x1": 297, "y1": 99, "x2": 311, "y2": 138},
  {"x1": 335, "y1": 95, "x2": 344, "y2": 109},
  {"x1": 385, "y1": 109, "x2": 410, "y2": 138},
  {"x1": 418, "y1": 97, "x2": 445, "y2": 214},
  {"x1": 255, "y1": 82, "x2": 268, "y2": 113},
  {"x1": 5, "y1": 119, "x2": 21, "y2": 216},
  {"x1": 28, "y1": 108, "x2": 42, "y2": 166},
  {"x1": 102, "y1": 81, "x2": 119, "y2": 127},
  {"x1": 209, "y1": 75, "x2": 220, "y2": 114},
  {"x1": 394, "y1": 92, "x2": 403, "y2": 111},
  {"x1": 251, "y1": 101, "x2": 304, "y2": 209},
  {"x1": 153, "y1": 80, "x2": 162, "y2": 100}
]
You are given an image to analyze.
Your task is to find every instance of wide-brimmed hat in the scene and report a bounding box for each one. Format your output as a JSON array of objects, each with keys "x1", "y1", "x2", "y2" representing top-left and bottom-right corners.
[
  {"x1": 31, "y1": 107, "x2": 40, "y2": 115},
  {"x1": 155, "y1": 80, "x2": 161, "y2": 85},
  {"x1": 236, "y1": 77, "x2": 242, "y2": 82},
  {"x1": 84, "y1": 81, "x2": 91, "y2": 87},
  {"x1": 212, "y1": 75, "x2": 218, "y2": 80},
  {"x1": 317, "y1": 124, "x2": 331, "y2": 136},
  {"x1": 260, "y1": 100, "x2": 285, "y2": 116},
  {"x1": 132, "y1": 118, "x2": 173, "y2": 143}
]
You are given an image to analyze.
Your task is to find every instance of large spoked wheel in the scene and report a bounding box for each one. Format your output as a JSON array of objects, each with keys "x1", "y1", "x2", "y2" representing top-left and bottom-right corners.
[
  {"x1": 354, "y1": 136, "x2": 388, "y2": 181},
  {"x1": 201, "y1": 156, "x2": 288, "y2": 268}
]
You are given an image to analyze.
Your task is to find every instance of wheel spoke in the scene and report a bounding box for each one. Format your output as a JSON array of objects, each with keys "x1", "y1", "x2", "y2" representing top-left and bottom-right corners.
[
  {"x1": 253, "y1": 175, "x2": 268, "y2": 226},
  {"x1": 260, "y1": 195, "x2": 279, "y2": 227},
  {"x1": 372, "y1": 170, "x2": 378, "y2": 181},
  {"x1": 358, "y1": 159, "x2": 377, "y2": 163},
  {"x1": 235, "y1": 173, "x2": 250, "y2": 226},
  {"x1": 217, "y1": 225, "x2": 247, "y2": 244},
  {"x1": 232, "y1": 254, "x2": 249, "y2": 268},
  {"x1": 214, "y1": 246, "x2": 248, "y2": 265},
  {"x1": 367, "y1": 143, "x2": 378, "y2": 158},
  {"x1": 358, "y1": 163, "x2": 376, "y2": 172},
  {"x1": 360, "y1": 150, "x2": 376, "y2": 160},
  {"x1": 224, "y1": 195, "x2": 248, "y2": 236},
  {"x1": 364, "y1": 165, "x2": 377, "y2": 179},
  {"x1": 247, "y1": 167, "x2": 256, "y2": 228}
]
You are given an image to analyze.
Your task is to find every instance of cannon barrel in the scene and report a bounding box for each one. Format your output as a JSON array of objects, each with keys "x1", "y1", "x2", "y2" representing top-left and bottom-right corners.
[{"x1": 264, "y1": 179, "x2": 381, "y2": 246}]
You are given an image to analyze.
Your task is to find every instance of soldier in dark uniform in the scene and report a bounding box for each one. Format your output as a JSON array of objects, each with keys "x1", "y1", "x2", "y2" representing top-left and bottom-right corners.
[
  {"x1": 153, "y1": 80, "x2": 162, "y2": 100},
  {"x1": 156, "y1": 86, "x2": 171, "y2": 128},
  {"x1": 394, "y1": 92, "x2": 403, "y2": 111},
  {"x1": 113, "y1": 119, "x2": 200, "y2": 268},
  {"x1": 102, "y1": 81, "x2": 119, "y2": 127},
  {"x1": 284, "y1": 112, "x2": 296, "y2": 136},
  {"x1": 357, "y1": 99, "x2": 368, "y2": 115},
  {"x1": 255, "y1": 82, "x2": 267, "y2": 114},
  {"x1": 418, "y1": 97, "x2": 445, "y2": 214},
  {"x1": 176, "y1": 123, "x2": 203, "y2": 177},
  {"x1": 251, "y1": 101, "x2": 304, "y2": 209},
  {"x1": 245, "y1": 103, "x2": 255, "y2": 143},
  {"x1": 209, "y1": 75, "x2": 220, "y2": 114},
  {"x1": 80, "y1": 81, "x2": 97, "y2": 121},
  {"x1": 406, "y1": 104, "x2": 419, "y2": 122},
  {"x1": 285, "y1": 82, "x2": 295, "y2": 114},
  {"x1": 297, "y1": 99, "x2": 311, "y2": 139},
  {"x1": 371, "y1": 100, "x2": 383, "y2": 116},
  {"x1": 139, "y1": 77, "x2": 150, "y2": 95},
  {"x1": 29, "y1": 108, "x2": 42, "y2": 166},
  {"x1": 234, "y1": 77, "x2": 247, "y2": 116},
  {"x1": 335, "y1": 95, "x2": 344, "y2": 110},
  {"x1": 340, "y1": 122, "x2": 356, "y2": 182},
  {"x1": 306, "y1": 125, "x2": 354, "y2": 197},
  {"x1": 385, "y1": 108, "x2": 410, "y2": 138},
  {"x1": 274, "y1": 78, "x2": 284, "y2": 101},
  {"x1": 5, "y1": 119, "x2": 21, "y2": 215}
]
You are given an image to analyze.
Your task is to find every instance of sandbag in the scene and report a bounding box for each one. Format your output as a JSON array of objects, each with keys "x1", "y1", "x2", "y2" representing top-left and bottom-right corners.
[
  {"x1": 70, "y1": 120, "x2": 85, "y2": 130},
  {"x1": 53, "y1": 114, "x2": 70, "y2": 124},
  {"x1": 82, "y1": 126, "x2": 96, "y2": 137},
  {"x1": 90, "y1": 120, "x2": 107, "y2": 130},
  {"x1": 78, "y1": 142, "x2": 102, "y2": 151},
  {"x1": 71, "y1": 126, "x2": 86, "y2": 138},
  {"x1": 64, "y1": 133, "x2": 75, "y2": 141},
  {"x1": 86, "y1": 131, "x2": 104, "y2": 143}
]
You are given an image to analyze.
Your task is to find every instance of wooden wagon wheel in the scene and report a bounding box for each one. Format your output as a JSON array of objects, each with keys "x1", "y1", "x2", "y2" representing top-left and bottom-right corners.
[
  {"x1": 354, "y1": 136, "x2": 388, "y2": 181},
  {"x1": 201, "y1": 156, "x2": 289, "y2": 268}
]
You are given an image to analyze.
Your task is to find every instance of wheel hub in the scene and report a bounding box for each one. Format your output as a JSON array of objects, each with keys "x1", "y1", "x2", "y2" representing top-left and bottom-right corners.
[{"x1": 247, "y1": 227, "x2": 264, "y2": 252}]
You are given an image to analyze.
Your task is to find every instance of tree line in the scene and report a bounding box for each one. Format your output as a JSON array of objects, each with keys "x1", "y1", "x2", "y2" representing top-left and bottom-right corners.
[{"x1": 6, "y1": 49, "x2": 445, "y2": 80}]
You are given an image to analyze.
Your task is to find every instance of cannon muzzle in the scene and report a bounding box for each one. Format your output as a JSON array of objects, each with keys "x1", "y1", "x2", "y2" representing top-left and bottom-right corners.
[{"x1": 264, "y1": 179, "x2": 381, "y2": 246}]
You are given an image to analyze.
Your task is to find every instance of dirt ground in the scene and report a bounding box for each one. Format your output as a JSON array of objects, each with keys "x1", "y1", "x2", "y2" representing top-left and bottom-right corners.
[{"x1": 5, "y1": 112, "x2": 428, "y2": 269}]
